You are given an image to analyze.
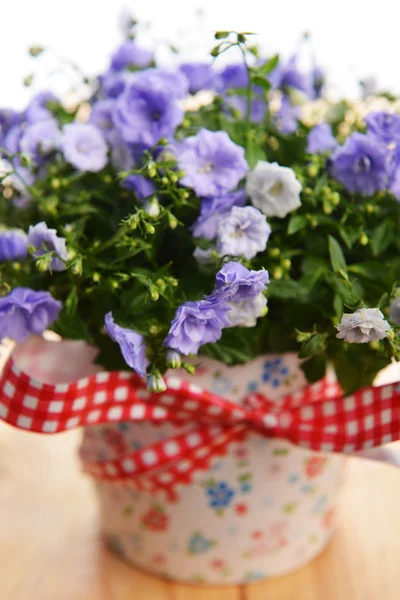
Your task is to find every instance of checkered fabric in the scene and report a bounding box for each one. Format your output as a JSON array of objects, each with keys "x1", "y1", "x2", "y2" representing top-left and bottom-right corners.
[{"x1": 0, "y1": 356, "x2": 399, "y2": 499}]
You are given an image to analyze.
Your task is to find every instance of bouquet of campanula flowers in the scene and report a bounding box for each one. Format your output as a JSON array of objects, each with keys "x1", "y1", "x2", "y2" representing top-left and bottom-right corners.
[{"x1": 1, "y1": 20, "x2": 400, "y2": 396}]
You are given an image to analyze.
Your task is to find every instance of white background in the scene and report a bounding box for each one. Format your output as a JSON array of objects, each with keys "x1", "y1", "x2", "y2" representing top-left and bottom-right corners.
[{"x1": 1, "y1": 0, "x2": 399, "y2": 108}]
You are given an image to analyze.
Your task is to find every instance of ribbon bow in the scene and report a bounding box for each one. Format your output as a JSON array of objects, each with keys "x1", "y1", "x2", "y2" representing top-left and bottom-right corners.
[{"x1": 0, "y1": 356, "x2": 399, "y2": 500}]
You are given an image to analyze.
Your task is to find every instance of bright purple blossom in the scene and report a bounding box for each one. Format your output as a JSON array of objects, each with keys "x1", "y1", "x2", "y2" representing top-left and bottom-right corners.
[
  {"x1": 3, "y1": 125, "x2": 23, "y2": 155},
  {"x1": 217, "y1": 64, "x2": 248, "y2": 92},
  {"x1": 179, "y1": 63, "x2": 216, "y2": 94},
  {"x1": 311, "y1": 65, "x2": 325, "y2": 99},
  {"x1": 175, "y1": 129, "x2": 248, "y2": 197},
  {"x1": 110, "y1": 40, "x2": 153, "y2": 72},
  {"x1": 365, "y1": 112, "x2": 400, "y2": 145},
  {"x1": 217, "y1": 63, "x2": 266, "y2": 123},
  {"x1": 192, "y1": 190, "x2": 246, "y2": 240},
  {"x1": 104, "y1": 312, "x2": 149, "y2": 377},
  {"x1": 216, "y1": 206, "x2": 271, "y2": 260},
  {"x1": 269, "y1": 56, "x2": 311, "y2": 96},
  {"x1": 214, "y1": 262, "x2": 269, "y2": 301},
  {"x1": 224, "y1": 95, "x2": 267, "y2": 124},
  {"x1": 113, "y1": 75, "x2": 184, "y2": 147},
  {"x1": 307, "y1": 123, "x2": 338, "y2": 154},
  {"x1": 274, "y1": 95, "x2": 299, "y2": 134},
  {"x1": 137, "y1": 68, "x2": 189, "y2": 99},
  {"x1": 0, "y1": 109, "x2": 20, "y2": 145},
  {"x1": 27, "y1": 222, "x2": 68, "y2": 271},
  {"x1": 24, "y1": 92, "x2": 57, "y2": 124},
  {"x1": 123, "y1": 174, "x2": 156, "y2": 200},
  {"x1": 61, "y1": 123, "x2": 108, "y2": 172},
  {"x1": 163, "y1": 296, "x2": 230, "y2": 355},
  {"x1": 89, "y1": 100, "x2": 117, "y2": 143},
  {"x1": 0, "y1": 287, "x2": 62, "y2": 342},
  {"x1": 100, "y1": 72, "x2": 128, "y2": 99},
  {"x1": 0, "y1": 229, "x2": 28, "y2": 261},
  {"x1": 331, "y1": 133, "x2": 390, "y2": 196},
  {"x1": 20, "y1": 119, "x2": 60, "y2": 164}
]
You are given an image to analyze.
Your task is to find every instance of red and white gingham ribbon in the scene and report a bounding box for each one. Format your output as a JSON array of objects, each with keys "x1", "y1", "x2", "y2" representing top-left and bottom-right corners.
[{"x1": 0, "y1": 355, "x2": 399, "y2": 500}]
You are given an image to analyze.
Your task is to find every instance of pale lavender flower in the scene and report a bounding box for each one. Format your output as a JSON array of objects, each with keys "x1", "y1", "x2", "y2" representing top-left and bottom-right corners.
[
  {"x1": 113, "y1": 75, "x2": 184, "y2": 147},
  {"x1": 214, "y1": 261, "x2": 269, "y2": 301},
  {"x1": 192, "y1": 190, "x2": 246, "y2": 240},
  {"x1": 179, "y1": 63, "x2": 216, "y2": 94},
  {"x1": 163, "y1": 296, "x2": 230, "y2": 355},
  {"x1": 89, "y1": 100, "x2": 117, "y2": 144},
  {"x1": 269, "y1": 56, "x2": 311, "y2": 96},
  {"x1": 0, "y1": 287, "x2": 61, "y2": 342},
  {"x1": 136, "y1": 68, "x2": 189, "y2": 99},
  {"x1": 123, "y1": 174, "x2": 156, "y2": 200},
  {"x1": 0, "y1": 109, "x2": 20, "y2": 146},
  {"x1": 105, "y1": 312, "x2": 149, "y2": 377},
  {"x1": 331, "y1": 133, "x2": 390, "y2": 196},
  {"x1": 226, "y1": 293, "x2": 267, "y2": 328},
  {"x1": 25, "y1": 91, "x2": 57, "y2": 124},
  {"x1": 216, "y1": 206, "x2": 271, "y2": 260},
  {"x1": 389, "y1": 297, "x2": 400, "y2": 324},
  {"x1": 193, "y1": 247, "x2": 214, "y2": 264},
  {"x1": 175, "y1": 129, "x2": 248, "y2": 197},
  {"x1": 0, "y1": 229, "x2": 28, "y2": 261},
  {"x1": 20, "y1": 119, "x2": 60, "y2": 165},
  {"x1": 110, "y1": 40, "x2": 153, "y2": 72},
  {"x1": 274, "y1": 95, "x2": 299, "y2": 134},
  {"x1": 28, "y1": 222, "x2": 68, "y2": 271},
  {"x1": 246, "y1": 160, "x2": 302, "y2": 218},
  {"x1": 336, "y1": 308, "x2": 391, "y2": 343},
  {"x1": 365, "y1": 112, "x2": 400, "y2": 145},
  {"x1": 61, "y1": 123, "x2": 108, "y2": 172},
  {"x1": 101, "y1": 72, "x2": 128, "y2": 99},
  {"x1": 307, "y1": 123, "x2": 338, "y2": 154}
]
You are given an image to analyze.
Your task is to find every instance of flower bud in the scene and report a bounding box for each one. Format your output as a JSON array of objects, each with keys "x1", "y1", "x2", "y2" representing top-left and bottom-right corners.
[
  {"x1": 166, "y1": 349, "x2": 181, "y2": 369},
  {"x1": 307, "y1": 164, "x2": 319, "y2": 178},
  {"x1": 145, "y1": 222, "x2": 156, "y2": 235},
  {"x1": 147, "y1": 372, "x2": 167, "y2": 393},
  {"x1": 148, "y1": 163, "x2": 157, "y2": 178},
  {"x1": 272, "y1": 267, "x2": 283, "y2": 280},
  {"x1": 149, "y1": 286, "x2": 159, "y2": 301},
  {"x1": 360, "y1": 233, "x2": 368, "y2": 246},
  {"x1": 182, "y1": 362, "x2": 196, "y2": 375},
  {"x1": 144, "y1": 198, "x2": 160, "y2": 218},
  {"x1": 168, "y1": 213, "x2": 178, "y2": 229}
]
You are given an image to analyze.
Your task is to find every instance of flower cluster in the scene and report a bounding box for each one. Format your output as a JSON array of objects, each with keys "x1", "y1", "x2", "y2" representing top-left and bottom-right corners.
[{"x1": 1, "y1": 23, "x2": 400, "y2": 394}]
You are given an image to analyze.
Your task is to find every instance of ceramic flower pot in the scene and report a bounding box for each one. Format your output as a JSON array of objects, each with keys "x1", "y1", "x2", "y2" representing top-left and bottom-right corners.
[{"x1": 80, "y1": 353, "x2": 345, "y2": 585}]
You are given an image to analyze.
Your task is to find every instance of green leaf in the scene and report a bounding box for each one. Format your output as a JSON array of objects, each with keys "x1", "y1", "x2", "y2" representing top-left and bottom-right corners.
[
  {"x1": 333, "y1": 293, "x2": 344, "y2": 319},
  {"x1": 301, "y1": 354, "x2": 327, "y2": 384},
  {"x1": 298, "y1": 333, "x2": 328, "y2": 359},
  {"x1": 267, "y1": 279, "x2": 309, "y2": 302},
  {"x1": 245, "y1": 143, "x2": 266, "y2": 169},
  {"x1": 332, "y1": 349, "x2": 389, "y2": 395},
  {"x1": 339, "y1": 225, "x2": 359, "y2": 250},
  {"x1": 215, "y1": 30, "x2": 230, "y2": 39},
  {"x1": 65, "y1": 287, "x2": 78, "y2": 316},
  {"x1": 250, "y1": 75, "x2": 271, "y2": 92},
  {"x1": 259, "y1": 54, "x2": 279, "y2": 75},
  {"x1": 328, "y1": 235, "x2": 347, "y2": 273},
  {"x1": 371, "y1": 221, "x2": 394, "y2": 257},
  {"x1": 288, "y1": 215, "x2": 308, "y2": 235}
]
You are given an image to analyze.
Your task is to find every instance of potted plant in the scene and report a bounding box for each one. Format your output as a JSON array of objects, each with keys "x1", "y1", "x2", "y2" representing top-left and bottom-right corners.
[{"x1": 1, "y1": 19, "x2": 400, "y2": 585}]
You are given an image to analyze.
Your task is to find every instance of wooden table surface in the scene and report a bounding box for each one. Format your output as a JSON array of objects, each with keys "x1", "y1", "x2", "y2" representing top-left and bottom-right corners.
[{"x1": 0, "y1": 423, "x2": 400, "y2": 600}]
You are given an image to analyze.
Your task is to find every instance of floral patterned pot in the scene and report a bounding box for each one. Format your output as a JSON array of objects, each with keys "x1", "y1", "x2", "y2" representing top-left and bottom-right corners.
[{"x1": 80, "y1": 353, "x2": 345, "y2": 585}]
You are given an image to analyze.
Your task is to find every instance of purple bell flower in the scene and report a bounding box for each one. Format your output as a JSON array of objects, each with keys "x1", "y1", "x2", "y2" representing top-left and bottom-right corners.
[
  {"x1": 105, "y1": 312, "x2": 149, "y2": 377},
  {"x1": 0, "y1": 287, "x2": 62, "y2": 342},
  {"x1": 331, "y1": 132, "x2": 390, "y2": 196}
]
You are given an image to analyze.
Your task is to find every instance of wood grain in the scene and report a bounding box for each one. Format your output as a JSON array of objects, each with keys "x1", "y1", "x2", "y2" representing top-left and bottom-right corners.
[{"x1": 0, "y1": 422, "x2": 399, "y2": 599}]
